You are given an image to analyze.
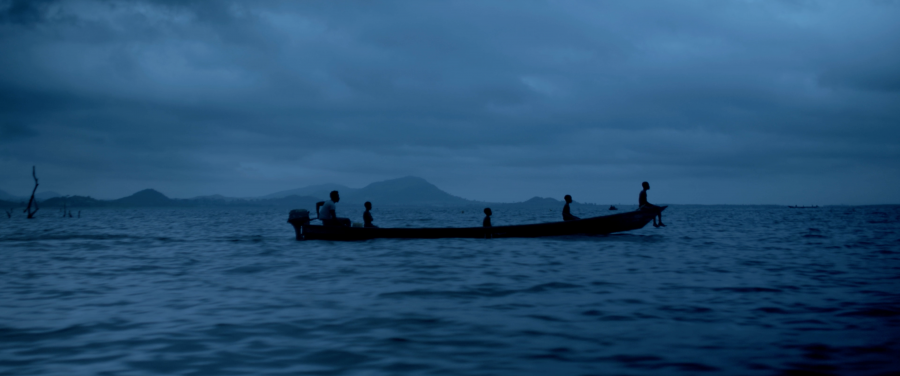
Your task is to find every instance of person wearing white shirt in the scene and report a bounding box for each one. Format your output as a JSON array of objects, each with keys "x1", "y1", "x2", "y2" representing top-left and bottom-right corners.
[{"x1": 317, "y1": 191, "x2": 350, "y2": 227}]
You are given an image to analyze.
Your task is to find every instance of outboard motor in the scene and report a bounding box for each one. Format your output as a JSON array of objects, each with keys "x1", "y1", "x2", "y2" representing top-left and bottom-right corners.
[{"x1": 287, "y1": 209, "x2": 311, "y2": 240}]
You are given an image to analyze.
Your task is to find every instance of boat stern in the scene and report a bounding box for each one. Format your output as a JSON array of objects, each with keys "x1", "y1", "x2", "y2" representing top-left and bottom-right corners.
[{"x1": 287, "y1": 209, "x2": 311, "y2": 240}]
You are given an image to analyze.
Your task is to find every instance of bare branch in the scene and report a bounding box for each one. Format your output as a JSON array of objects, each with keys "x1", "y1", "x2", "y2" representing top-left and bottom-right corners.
[{"x1": 25, "y1": 166, "x2": 39, "y2": 219}]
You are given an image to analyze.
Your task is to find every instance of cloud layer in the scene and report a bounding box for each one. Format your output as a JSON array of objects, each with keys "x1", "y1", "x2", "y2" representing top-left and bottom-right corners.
[{"x1": 1, "y1": 0, "x2": 898, "y2": 204}]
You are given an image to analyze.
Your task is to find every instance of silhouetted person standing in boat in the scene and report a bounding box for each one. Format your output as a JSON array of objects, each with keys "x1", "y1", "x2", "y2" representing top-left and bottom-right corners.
[
  {"x1": 563, "y1": 195, "x2": 580, "y2": 221},
  {"x1": 363, "y1": 201, "x2": 377, "y2": 228},
  {"x1": 483, "y1": 208, "x2": 492, "y2": 227},
  {"x1": 319, "y1": 191, "x2": 350, "y2": 227},
  {"x1": 639, "y1": 181, "x2": 665, "y2": 227}
]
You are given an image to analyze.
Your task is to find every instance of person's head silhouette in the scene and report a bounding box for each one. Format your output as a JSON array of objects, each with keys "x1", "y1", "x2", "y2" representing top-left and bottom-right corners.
[
  {"x1": 364, "y1": 201, "x2": 372, "y2": 210},
  {"x1": 642, "y1": 182, "x2": 650, "y2": 190},
  {"x1": 564, "y1": 195, "x2": 573, "y2": 204},
  {"x1": 330, "y1": 190, "x2": 340, "y2": 202},
  {"x1": 484, "y1": 208, "x2": 492, "y2": 216}
]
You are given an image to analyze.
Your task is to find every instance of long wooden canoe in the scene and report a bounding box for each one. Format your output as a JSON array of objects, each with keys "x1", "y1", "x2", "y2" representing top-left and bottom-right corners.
[{"x1": 287, "y1": 206, "x2": 666, "y2": 241}]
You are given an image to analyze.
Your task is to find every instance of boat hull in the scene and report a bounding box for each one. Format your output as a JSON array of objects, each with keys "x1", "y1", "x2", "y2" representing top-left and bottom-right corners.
[{"x1": 288, "y1": 207, "x2": 666, "y2": 241}]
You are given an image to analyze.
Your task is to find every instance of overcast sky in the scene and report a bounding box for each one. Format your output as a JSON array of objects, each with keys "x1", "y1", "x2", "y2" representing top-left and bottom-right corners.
[{"x1": 1, "y1": 0, "x2": 898, "y2": 204}]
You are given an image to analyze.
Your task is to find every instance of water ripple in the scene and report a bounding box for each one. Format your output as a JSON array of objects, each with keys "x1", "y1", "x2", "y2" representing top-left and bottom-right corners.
[{"x1": 1, "y1": 206, "x2": 899, "y2": 375}]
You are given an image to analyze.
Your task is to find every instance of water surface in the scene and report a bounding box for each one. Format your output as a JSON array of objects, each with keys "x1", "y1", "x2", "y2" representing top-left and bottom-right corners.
[{"x1": 2, "y1": 205, "x2": 899, "y2": 375}]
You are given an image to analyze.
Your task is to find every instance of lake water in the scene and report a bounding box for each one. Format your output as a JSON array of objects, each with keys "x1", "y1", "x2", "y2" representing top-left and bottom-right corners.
[{"x1": 1, "y1": 205, "x2": 899, "y2": 375}]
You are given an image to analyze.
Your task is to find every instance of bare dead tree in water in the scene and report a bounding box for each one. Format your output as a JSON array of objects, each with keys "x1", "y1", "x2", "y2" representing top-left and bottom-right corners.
[
  {"x1": 60, "y1": 197, "x2": 74, "y2": 218},
  {"x1": 23, "y1": 166, "x2": 39, "y2": 219},
  {"x1": 64, "y1": 198, "x2": 73, "y2": 218}
]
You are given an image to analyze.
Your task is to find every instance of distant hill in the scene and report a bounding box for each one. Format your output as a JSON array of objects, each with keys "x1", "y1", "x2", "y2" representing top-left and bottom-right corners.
[
  {"x1": 263, "y1": 176, "x2": 473, "y2": 206},
  {"x1": 40, "y1": 190, "x2": 175, "y2": 208},
  {"x1": 262, "y1": 184, "x2": 355, "y2": 200},
  {"x1": 0, "y1": 189, "x2": 60, "y2": 201},
  {"x1": 0, "y1": 189, "x2": 20, "y2": 201},
  {"x1": 519, "y1": 196, "x2": 564, "y2": 206},
  {"x1": 112, "y1": 189, "x2": 175, "y2": 206},
  {"x1": 255, "y1": 195, "x2": 322, "y2": 208},
  {"x1": 489, "y1": 196, "x2": 601, "y2": 209},
  {"x1": 190, "y1": 194, "x2": 239, "y2": 202},
  {"x1": 8, "y1": 177, "x2": 482, "y2": 210},
  {"x1": 188, "y1": 194, "x2": 254, "y2": 205},
  {"x1": 34, "y1": 190, "x2": 324, "y2": 208},
  {"x1": 261, "y1": 177, "x2": 605, "y2": 207},
  {"x1": 0, "y1": 198, "x2": 21, "y2": 208},
  {"x1": 41, "y1": 196, "x2": 103, "y2": 208},
  {"x1": 36, "y1": 191, "x2": 61, "y2": 200},
  {"x1": 343, "y1": 176, "x2": 471, "y2": 205},
  {"x1": 4, "y1": 176, "x2": 597, "y2": 211}
]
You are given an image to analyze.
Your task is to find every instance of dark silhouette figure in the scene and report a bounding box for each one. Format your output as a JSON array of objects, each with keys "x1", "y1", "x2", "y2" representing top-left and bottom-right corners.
[
  {"x1": 639, "y1": 181, "x2": 665, "y2": 227},
  {"x1": 483, "y1": 208, "x2": 492, "y2": 227},
  {"x1": 320, "y1": 190, "x2": 350, "y2": 227},
  {"x1": 363, "y1": 201, "x2": 377, "y2": 228},
  {"x1": 562, "y1": 195, "x2": 580, "y2": 221}
]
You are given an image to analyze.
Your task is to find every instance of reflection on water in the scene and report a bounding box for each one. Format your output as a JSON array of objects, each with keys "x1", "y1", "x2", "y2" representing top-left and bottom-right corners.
[{"x1": 1, "y1": 206, "x2": 899, "y2": 375}]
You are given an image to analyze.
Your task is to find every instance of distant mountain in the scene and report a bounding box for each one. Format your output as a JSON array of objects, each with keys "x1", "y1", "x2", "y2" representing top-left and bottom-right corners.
[
  {"x1": 26, "y1": 189, "x2": 322, "y2": 209},
  {"x1": 190, "y1": 194, "x2": 243, "y2": 203},
  {"x1": 261, "y1": 184, "x2": 355, "y2": 200},
  {"x1": 256, "y1": 195, "x2": 322, "y2": 208},
  {"x1": 41, "y1": 195, "x2": 105, "y2": 207},
  {"x1": 0, "y1": 198, "x2": 20, "y2": 208},
  {"x1": 6, "y1": 177, "x2": 590, "y2": 212},
  {"x1": 11, "y1": 177, "x2": 474, "y2": 209},
  {"x1": 112, "y1": 189, "x2": 175, "y2": 206},
  {"x1": 519, "y1": 196, "x2": 564, "y2": 206},
  {"x1": 0, "y1": 189, "x2": 21, "y2": 202},
  {"x1": 485, "y1": 196, "x2": 606, "y2": 210},
  {"x1": 0, "y1": 189, "x2": 59, "y2": 201},
  {"x1": 36, "y1": 191, "x2": 61, "y2": 200},
  {"x1": 261, "y1": 177, "x2": 472, "y2": 206},
  {"x1": 343, "y1": 176, "x2": 471, "y2": 205}
]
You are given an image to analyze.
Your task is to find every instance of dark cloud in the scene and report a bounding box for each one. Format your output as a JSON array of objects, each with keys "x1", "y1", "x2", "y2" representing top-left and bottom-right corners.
[
  {"x1": 819, "y1": 54, "x2": 900, "y2": 93},
  {"x1": 0, "y1": 0, "x2": 57, "y2": 25},
  {"x1": 0, "y1": 121, "x2": 38, "y2": 140},
  {"x1": 0, "y1": 0, "x2": 898, "y2": 204}
]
